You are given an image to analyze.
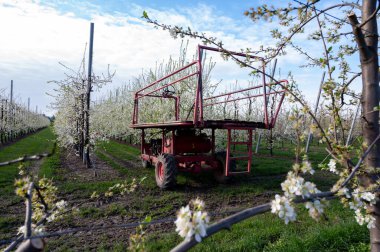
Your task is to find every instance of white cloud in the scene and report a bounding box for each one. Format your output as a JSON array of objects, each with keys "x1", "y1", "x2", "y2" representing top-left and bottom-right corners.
[{"x1": 0, "y1": 0, "x2": 358, "y2": 116}]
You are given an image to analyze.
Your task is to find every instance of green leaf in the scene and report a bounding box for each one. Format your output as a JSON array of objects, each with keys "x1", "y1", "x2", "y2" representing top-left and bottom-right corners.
[
  {"x1": 144, "y1": 215, "x2": 152, "y2": 223},
  {"x1": 142, "y1": 10, "x2": 149, "y2": 19},
  {"x1": 327, "y1": 46, "x2": 332, "y2": 52}
]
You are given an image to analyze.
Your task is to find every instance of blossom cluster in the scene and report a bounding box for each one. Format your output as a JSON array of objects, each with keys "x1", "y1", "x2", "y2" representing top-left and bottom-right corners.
[
  {"x1": 271, "y1": 160, "x2": 325, "y2": 223},
  {"x1": 18, "y1": 224, "x2": 45, "y2": 236},
  {"x1": 47, "y1": 200, "x2": 68, "y2": 222},
  {"x1": 339, "y1": 187, "x2": 377, "y2": 229},
  {"x1": 175, "y1": 198, "x2": 210, "y2": 242},
  {"x1": 92, "y1": 177, "x2": 146, "y2": 199},
  {"x1": 271, "y1": 195, "x2": 296, "y2": 224}
]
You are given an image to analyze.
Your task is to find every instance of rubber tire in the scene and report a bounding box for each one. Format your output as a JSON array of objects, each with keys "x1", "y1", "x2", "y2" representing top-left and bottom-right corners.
[
  {"x1": 155, "y1": 153, "x2": 177, "y2": 189},
  {"x1": 214, "y1": 151, "x2": 236, "y2": 183}
]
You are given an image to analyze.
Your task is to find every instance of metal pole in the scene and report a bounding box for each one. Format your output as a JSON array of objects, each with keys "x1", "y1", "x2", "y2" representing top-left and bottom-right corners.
[
  {"x1": 346, "y1": 101, "x2": 361, "y2": 146},
  {"x1": 27, "y1": 98, "x2": 30, "y2": 133},
  {"x1": 10, "y1": 80, "x2": 13, "y2": 140},
  {"x1": 256, "y1": 59, "x2": 277, "y2": 154},
  {"x1": 305, "y1": 71, "x2": 325, "y2": 153},
  {"x1": 10, "y1": 80, "x2": 13, "y2": 104},
  {"x1": 84, "y1": 22, "x2": 94, "y2": 168}
]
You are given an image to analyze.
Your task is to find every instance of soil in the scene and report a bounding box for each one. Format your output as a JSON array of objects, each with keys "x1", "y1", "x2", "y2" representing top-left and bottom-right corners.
[
  {"x1": 46, "y1": 146, "x2": 274, "y2": 250},
  {"x1": 3, "y1": 146, "x2": 277, "y2": 251}
]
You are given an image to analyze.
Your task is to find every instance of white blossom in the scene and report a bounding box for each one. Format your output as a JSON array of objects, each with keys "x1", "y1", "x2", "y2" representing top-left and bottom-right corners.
[
  {"x1": 56, "y1": 200, "x2": 67, "y2": 210},
  {"x1": 349, "y1": 189, "x2": 364, "y2": 210},
  {"x1": 281, "y1": 172, "x2": 305, "y2": 197},
  {"x1": 193, "y1": 211, "x2": 209, "y2": 242},
  {"x1": 281, "y1": 172, "x2": 320, "y2": 199},
  {"x1": 18, "y1": 224, "x2": 45, "y2": 236},
  {"x1": 305, "y1": 200, "x2": 324, "y2": 220},
  {"x1": 302, "y1": 181, "x2": 320, "y2": 198},
  {"x1": 349, "y1": 188, "x2": 376, "y2": 210},
  {"x1": 192, "y1": 198, "x2": 205, "y2": 210},
  {"x1": 271, "y1": 194, "x2": 296, "y2": 224},
  {"x1": 361, "y1": 192, "x2": 376, "y2": 205},
  {"x1": 175, "y1": 205, "x2": 193, "y2": 240},
  {"x1": 301, "y1": 160, "x2": 315, "y2": 175},
  {"x1": 328, "y1": 159, "x2": 338, "y2": 174},
  {"x1": 175, "y1": 200, "x2": 210, "y2": 242},
  {"x1": 354, "y1": 209, "x2": 375, "y2": 229},
  {"x1": 338, "y1": 187, "x2": 351, "y2": 198}
]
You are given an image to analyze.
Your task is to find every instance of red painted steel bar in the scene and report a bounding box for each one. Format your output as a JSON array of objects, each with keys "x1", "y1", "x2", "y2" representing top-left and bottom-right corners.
[
  {"x1": 175, "y1": 96, "x2": 180, "y2": 120},
  {"x1": 204, "y1": 84, "x2": 262, "y2": 101},
  {"x1": 135, "y1": 60, "x2": 198, "y2": 95},
  {"x1": 137, "y1": 71, "x2": 199, "y2": 99},
  {"x1": 262, "y1": 64, "x2": 268, "y2": 127},
  {"x1": 199, "y1": 45, "x2": 264, "y2": 60},
  {"x1": 132, "y1": 95, "x2": 139, "y2": 124},
  {"x1": 270, "y1": 80, "x2": 289, "y2": 127},
  {"x1": 204, "y1": 81, "x2": 283, "y2": 101},
  {"x1": 248, "y1": 129, "x2": 252, "y2": 173},
  {"x1": 198, "y1": 46, "x2": 204, "y2": 124},
  {"x1": 204, "y1": 90, "x2": 285, "y2": 107},
  {"x1": 225, "y1": 129, "x2": 232, "y2": 176},
  {"x1": 193, "y1": 52, "x2": 202, "y2": 125}
]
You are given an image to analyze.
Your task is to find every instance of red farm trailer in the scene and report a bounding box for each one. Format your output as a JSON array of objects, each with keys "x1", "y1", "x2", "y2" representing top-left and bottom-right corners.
[{"x1": 131, "y1": 45, "x2": 288, "y2": 189}]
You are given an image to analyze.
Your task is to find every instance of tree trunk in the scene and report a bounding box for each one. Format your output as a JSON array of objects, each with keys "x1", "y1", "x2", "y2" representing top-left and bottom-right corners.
[{"x1": 350, "y1": 1, "x2": 380, "y2": 250}]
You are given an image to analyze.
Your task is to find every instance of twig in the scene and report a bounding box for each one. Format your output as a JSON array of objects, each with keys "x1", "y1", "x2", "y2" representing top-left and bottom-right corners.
[
  {"x1": 25, "y1": 183, "x2": 34, "y2": 238},
  {"x1": 341, "y1": 134, "x2": 380, "y2": 188},
  {"x1": 0, "y1": 142, "x2": 56, "y2": 167},
  {"x1": 34, "y1": 187, "x2": 48, "y2": 214}
]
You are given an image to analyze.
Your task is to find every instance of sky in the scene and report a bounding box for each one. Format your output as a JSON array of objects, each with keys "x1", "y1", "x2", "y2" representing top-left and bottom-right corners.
[{"x1": 0, "y1": 0, "x2": 360, "y2": 116}]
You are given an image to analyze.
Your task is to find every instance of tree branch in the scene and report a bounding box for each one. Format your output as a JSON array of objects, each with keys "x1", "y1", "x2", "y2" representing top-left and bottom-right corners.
[
  {"x1": 348, "y1": 12, "x2": 371, "y2": 61},
  {"x1": 24, "y1": 183, "x2": 34, "y2": 238},
  {"x1": 171, "y1": 133, "x2": 380, "y2": 251},
  {"x1": 0, "y1": 142, "x2": 56, "y2": 167},
  {"x1": 170, "y1": 191, "x2": 334, "y2": 252}
]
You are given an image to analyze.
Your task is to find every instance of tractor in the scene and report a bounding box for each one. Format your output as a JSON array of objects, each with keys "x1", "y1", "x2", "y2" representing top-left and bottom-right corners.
[{"x1": 131, "y1": 45, "x2": 287, "y2": 189}]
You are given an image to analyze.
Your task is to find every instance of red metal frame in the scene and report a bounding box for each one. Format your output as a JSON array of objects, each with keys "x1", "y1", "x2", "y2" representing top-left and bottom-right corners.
[
  {"x1": 131, "y1": 45, "x2": 288, "y2": 181},
  {"x1": 131, "y1": 45, "x2": 287, "y2": 129}
]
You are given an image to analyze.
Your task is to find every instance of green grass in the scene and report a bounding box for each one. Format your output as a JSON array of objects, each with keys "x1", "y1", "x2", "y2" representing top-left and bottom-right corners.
[
  {"x1": 0, "y1": 127, "x2": 56, "y2": 239},
  {"x1": 39, "y1": 144, "x2": 61, "y2": 179},
  {"x1": 0, "y1": 127, "x2": 55, "y2": 199},
  {"x1": 94, "y1": 139, "x2": 369, "y2": 252},
  {"x1": 97, "y1": 140, "x2": 140, "y2": 162},
  {"x1": 145, "y1": 201, "x2": 369, "y2": 252}
]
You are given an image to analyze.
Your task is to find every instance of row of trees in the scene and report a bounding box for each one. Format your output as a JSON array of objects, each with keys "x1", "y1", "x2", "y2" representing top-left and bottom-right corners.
[{"x1": 0, "y1": 90, "x2": 50, "y2": 144}]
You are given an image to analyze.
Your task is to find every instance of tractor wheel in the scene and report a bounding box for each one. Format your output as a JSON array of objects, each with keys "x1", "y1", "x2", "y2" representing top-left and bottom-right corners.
[
  {"x1": 214, "y1": 151, "x2": 235, "y2": 183},
  {"x1": 155, "y1": 153, "x2": 177, "y2": 189}
]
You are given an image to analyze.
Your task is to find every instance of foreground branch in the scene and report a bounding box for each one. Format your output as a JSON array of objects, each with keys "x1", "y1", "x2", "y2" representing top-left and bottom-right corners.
[
  {"x1": 171, "y1": 191, "x2": 334, "y2": 252},
  {"x1": 0, "y1": 143, "x2": 56, "y2": 167},
  {"x1": 171, "y1": 133, "x2": 380, "y2": 251}
]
